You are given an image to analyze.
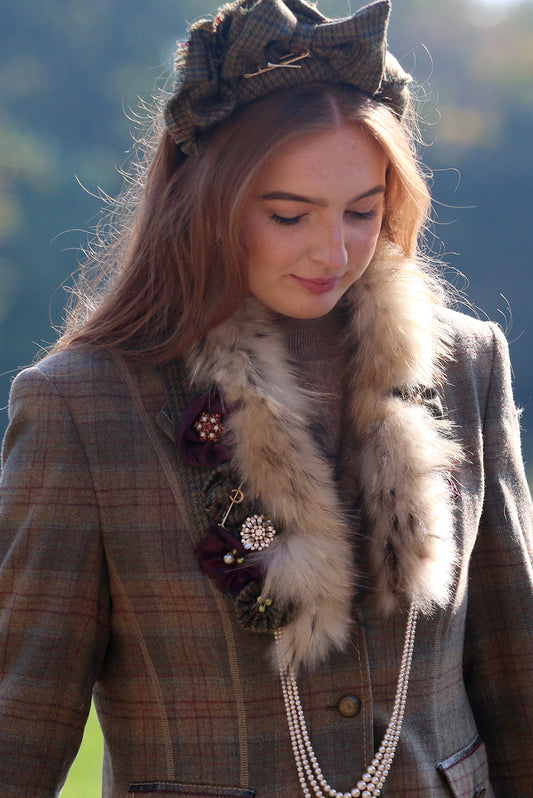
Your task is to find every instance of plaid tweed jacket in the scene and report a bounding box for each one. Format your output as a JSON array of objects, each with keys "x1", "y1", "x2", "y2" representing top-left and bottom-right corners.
[{"x1": 0, "y1": 308, "x2": 532, "y2": 798}]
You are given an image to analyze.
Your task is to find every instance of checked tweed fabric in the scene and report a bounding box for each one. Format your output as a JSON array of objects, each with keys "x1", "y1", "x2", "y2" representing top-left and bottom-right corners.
[{"x1": 164, "y1": 0, "x2": 411, "y2": 152}]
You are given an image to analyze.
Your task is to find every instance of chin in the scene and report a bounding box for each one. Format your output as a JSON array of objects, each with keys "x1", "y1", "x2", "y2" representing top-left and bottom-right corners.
[
  {"x1": 251, "y1": 287, "x2": 346, "y2": 319},
  {"x1": 278, "y1": 294, "x2": 343, "y2": 319}
]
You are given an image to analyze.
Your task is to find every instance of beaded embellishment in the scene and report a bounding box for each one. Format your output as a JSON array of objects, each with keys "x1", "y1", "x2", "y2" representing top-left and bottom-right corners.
[
  {"x1": 241, "y1": 514, "x2": 277, "y2": 551},
  {"x1": 194, "y1": 411, "x2": 223, "y2": 443},
  {"x1": 195, "y1": 474, "x2": 289, "y2": 631}
]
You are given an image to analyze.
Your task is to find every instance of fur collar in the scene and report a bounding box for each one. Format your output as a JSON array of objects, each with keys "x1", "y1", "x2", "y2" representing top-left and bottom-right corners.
[{"x1": 186, "y1": 240, "x2": 462, "y2": 671}]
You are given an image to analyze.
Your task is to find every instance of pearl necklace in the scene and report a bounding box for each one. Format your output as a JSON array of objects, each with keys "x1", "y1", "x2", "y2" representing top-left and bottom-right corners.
[{"x1": 275, "y1": 603, "x2": 418, "y2": 798}]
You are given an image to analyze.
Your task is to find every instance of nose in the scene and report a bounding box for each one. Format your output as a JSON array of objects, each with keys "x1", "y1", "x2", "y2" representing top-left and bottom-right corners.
[{"x1": 310, "y1": 219, "x2": 348, "y2": 272}]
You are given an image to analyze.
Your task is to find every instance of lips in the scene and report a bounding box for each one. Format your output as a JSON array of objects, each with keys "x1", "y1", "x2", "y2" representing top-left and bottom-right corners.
[{"x1": 291, "y1": 275, "x2": 341, "y2": 294}]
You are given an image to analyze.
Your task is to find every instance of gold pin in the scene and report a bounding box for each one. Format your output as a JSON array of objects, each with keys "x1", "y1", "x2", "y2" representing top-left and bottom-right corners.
[
  {"x1": 243, "y1": 51, "x2": 310, "y2": 79},
  {"x1": 220, "y1": 483, "x2": 245, "y2": 527}
]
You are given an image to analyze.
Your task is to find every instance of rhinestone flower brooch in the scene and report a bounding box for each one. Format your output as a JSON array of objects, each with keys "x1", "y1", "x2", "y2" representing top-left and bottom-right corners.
[{"x1": 178, "y1": 392, "x2": 292, "y2": 632}]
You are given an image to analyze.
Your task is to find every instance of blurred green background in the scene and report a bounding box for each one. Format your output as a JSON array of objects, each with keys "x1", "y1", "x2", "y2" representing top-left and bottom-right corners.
[{"x1": 2, "y1": 0, "x2": 532, "y2": 793}]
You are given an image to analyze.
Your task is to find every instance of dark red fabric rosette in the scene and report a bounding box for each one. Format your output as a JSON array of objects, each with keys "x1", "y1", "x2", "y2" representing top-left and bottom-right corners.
[
  {"x1": 176, "y1": 391, "x2": 232, "y2": 468},
  {"x1": 195, "y1": 523, "x2": 262, "y2": 597}
]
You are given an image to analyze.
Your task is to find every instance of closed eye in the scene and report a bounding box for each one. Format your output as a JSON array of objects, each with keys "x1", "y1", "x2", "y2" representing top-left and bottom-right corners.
[
  {"x1": 346, "y1": 209, "x2": 378, "y2": 221},
  {"x1": 271, "y1": 213, "x2": 303, "y2": 226},
  {"x1": 271, "y1": 209, "x2": 378, "y2": 226}
]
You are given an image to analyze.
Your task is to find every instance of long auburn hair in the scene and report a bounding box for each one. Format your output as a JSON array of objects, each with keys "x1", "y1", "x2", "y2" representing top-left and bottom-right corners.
[{"x1": 54, "y1": 83, "x2": 432, "y2": 362}]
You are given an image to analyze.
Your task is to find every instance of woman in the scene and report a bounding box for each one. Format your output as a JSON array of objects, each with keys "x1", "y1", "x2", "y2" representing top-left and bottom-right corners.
[{"x1": 0, "y1": 0, "x2": 532, "y2": 796}]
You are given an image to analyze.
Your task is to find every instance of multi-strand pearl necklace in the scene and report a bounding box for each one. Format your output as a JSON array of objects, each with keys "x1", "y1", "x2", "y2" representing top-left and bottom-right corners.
[{"x1": 275, "y1": 603, "x2": 418, "y2": 798}]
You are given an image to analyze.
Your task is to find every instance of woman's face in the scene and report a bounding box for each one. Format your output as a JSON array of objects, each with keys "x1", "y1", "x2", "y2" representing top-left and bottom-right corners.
[{"x1": 240, "y1": 123, "x2": 388, "y2": 318}]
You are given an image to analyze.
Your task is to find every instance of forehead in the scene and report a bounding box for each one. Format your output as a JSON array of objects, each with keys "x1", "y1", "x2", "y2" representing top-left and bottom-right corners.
[{"x1": 252, "y1": 123, "x2": 388, "y2": 196}]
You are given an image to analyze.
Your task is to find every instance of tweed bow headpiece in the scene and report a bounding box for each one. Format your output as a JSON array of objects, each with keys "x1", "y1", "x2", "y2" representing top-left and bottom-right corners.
[{"x1": 165, "y1": 0, "x2": 412, "y2": 153}]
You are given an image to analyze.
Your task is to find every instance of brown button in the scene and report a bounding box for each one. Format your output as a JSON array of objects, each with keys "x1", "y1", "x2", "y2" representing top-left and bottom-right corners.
[{"x1": 337, "y1": 694, "x2": 361, "y2": 717}]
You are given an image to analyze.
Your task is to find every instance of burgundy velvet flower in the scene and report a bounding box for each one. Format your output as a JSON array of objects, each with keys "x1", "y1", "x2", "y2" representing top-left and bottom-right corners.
[
  {"x1": 195, "y1": 523, "x2": 262, "y2": 597},
  {"x1": 176, "y1": 391, "x2": 231, "y2": 467}
]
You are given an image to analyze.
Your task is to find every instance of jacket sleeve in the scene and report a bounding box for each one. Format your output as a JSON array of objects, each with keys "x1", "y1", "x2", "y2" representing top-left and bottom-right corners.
[
  {"x1": 463, "y1": 323, "x2": 533, "y2": 796},
  {"x1": 0, "y1": 366, "x2": 110, "y2": 797}
]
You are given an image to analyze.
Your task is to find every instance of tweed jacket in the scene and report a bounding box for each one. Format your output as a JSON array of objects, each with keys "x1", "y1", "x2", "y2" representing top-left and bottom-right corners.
[{"x1": 0, "y1": 307, "x2": 533, "y2": 798}]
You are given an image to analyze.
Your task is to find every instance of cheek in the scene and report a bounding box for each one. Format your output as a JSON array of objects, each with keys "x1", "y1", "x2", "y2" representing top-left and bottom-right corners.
[
  {"x1": 247, "y1": 225, "x2": 298, "y2": 275},
  {"x1": 349, "y1": 225, "x2": 382, "y2": 263},
  {"x1": 246, "y1": 232, "x2": 280, "y2": 292},
  {"x1": 244, "y1": 217, "x2": 280, "y2": 260}
]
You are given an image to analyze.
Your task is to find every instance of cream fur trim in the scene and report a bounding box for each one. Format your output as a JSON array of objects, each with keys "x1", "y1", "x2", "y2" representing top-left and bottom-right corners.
[
  {"x1": 345, "y1": 240, "x2": 462, "y2": 615},
  {"x1": 187, "y1": 240, "x2": 462, "y2": 671}
]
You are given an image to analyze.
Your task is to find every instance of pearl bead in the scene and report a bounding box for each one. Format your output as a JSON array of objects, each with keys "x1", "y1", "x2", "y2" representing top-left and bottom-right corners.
[{"x1": 275, "y1": 603, "x2": 418, "y2": 798}]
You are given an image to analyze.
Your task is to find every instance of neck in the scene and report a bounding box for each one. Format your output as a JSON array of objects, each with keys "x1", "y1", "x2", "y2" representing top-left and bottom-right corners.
[{"x1": 273, "y1": 304, "x2": 348, "y2": 362}]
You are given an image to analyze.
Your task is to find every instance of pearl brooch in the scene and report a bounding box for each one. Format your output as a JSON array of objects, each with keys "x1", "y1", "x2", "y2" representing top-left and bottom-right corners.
[{"x1": 194, "y1": 411, "x2": 223, "y2": 443}]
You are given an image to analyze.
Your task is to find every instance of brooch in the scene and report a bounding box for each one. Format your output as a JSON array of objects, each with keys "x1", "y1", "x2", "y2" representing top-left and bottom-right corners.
[
  {"x1": 176, "y1": 390, "x2": 231, "y2": 467},
  {"x1": 195, "y1": 482, "x2": 294, "y2": 632}
]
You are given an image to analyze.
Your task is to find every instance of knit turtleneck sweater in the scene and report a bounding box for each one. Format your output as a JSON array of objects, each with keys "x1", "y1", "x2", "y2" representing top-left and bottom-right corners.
[{"x1": 274, "y1": 306, "x2": 349, "y2": 466}]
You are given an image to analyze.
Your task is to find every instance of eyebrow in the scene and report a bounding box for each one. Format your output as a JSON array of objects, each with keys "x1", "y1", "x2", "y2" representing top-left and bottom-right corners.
[{"x1": 260, "y1": 185, "x2": 386, "y2": 206}]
